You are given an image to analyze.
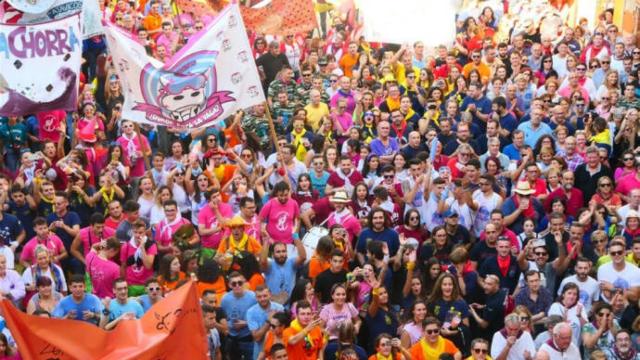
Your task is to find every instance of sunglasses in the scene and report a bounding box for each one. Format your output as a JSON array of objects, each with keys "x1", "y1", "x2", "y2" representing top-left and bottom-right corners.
[
  {"x1": 577, "y1": 68, "x2": 586, "y2": 71},
  {"x1": 474, "y1": 348, "x2": 489, "y2": 354},
  {"x1": 520, "y1": 316, "x2": 530, "y2": 322},
  {"x1": 601, "y1": 61, "x2": 610, "y2": 64},
  {"x1": 543, "y1": 59, "x2": 553, "y2": 63},
  {"x1": 148, "y1": 287, "x2": 161, "y2": 291},
  {"x1": 230, "y1": 281, "x2": 245, "y2": 287},
  {"x1": 592, "y1": 239, "x2": 606, "y2": 244},
  {"x1": 410, "y1": 216, "x2": 419, "y2": 221},
  {"x1": 269, "y1": 323, "x2": 279, "y2": 328},
  {"x1": 425, "y1": 329, "x2": 439, "y2": 335},
  {"x1": 610, "y1": 250, "x2": 624, "y2": 256},
  {"x1": 534, "y1": 251, "x2": 548, "y2": 256},
  {"x1": 599, "y1": 183, "x2": 612, "y2": 187},
  {"x1": 598, "y1": 312, "x2": 611, "y2": 317},
  {"x1": 207, "y1": 138, "x2": 217, "y2": 142},
  {"x1": 383, "y1": 175, "x2": 395, "y2": 179}
]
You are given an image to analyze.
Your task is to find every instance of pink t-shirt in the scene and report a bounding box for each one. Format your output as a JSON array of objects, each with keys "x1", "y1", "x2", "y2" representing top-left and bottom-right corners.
[
  {"x1": 197, "y1": 203, "x2": 233, "y2": 248},
  {"x1": 20, "y1": 235, "x2": 66, "y2": 264},
  {"x1": 319, "y1": 302, "x2": 359, "y2": 340},
  {"x1": 36, "y1": 109, "x2": 65, "y2": 142},
  {"x1": 86, "y1": 251, "x2": 120, "y2": 299},
  {"x1": 116, "y1": 134, "x2": 150, "y2": 177},
  {"x1": 615, "y1": 173, "x2": 640, "y2": 197},
  {"x1": 259, "y1": 198, "x2": 300, "y2": 244},
  {"x1": 154, "y1": 217, "x2": 191, "y2": 248},
  {"x1": 327, "y1": 211, "x2": 361, "y2": 246},
  {"x1": 120, "y1": 240, "x2": 158, "y2": 286},
  {"x1": 78, "y1": 226, "x2": 115, "y2": 257}
]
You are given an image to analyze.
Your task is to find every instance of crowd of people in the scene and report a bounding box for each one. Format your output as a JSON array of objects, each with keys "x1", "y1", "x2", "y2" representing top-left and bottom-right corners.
[{"x1": 3, "y1": 0, "x2": 640, "y2": 359}]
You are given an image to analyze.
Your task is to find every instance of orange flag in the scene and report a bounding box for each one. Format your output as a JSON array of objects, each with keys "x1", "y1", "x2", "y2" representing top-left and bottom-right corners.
[
  {"x1": 241, "y1": 0, "x2": 318, "y2": 35},
  {"x1": 0, "y1": 281, "x2": 207, "y2": 360}
]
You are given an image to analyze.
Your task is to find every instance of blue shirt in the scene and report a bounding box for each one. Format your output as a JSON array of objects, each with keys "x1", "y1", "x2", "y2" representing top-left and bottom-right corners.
[
  {"x1": 460, "y1": 95, "x2": 492, "y2": 130},
  {"x1": 310, "y1": 171, "x2": 330, "y2": 198},
  {"x1": 503, "y1": 144, "x2": 521, "y2": 161},
  {"x1": 138, "y1": 294, "x2": 154, "y2": 312},
  {"x1": 220, "y1": 290, "x2": 257, "y2": 338},
  {"x1": 0, "y1": 213, "x2": 23, "y2": 246},
  {"x1": 109, "y1": 299, "x2": 145, "y2": 320},
  {"x1": 500, "y1": 112, "x2": 517, "y2": 134},
  {"x1": 47, "y1": 211, "x2": 81, "y2": 249},
  {"x1": 265, "y1": 257, "x2": 298, "y2": 300},
  {"x1": 517, "y1": 121, "x2": 553, "y2": 148},
  {"x1": 369, "y1": 138, "x2": 399, "y2": 157},
  {"x1": 53, "y1": 293, "x2": 104, "y2": 325},
  {"x1": 247, "y1": 301, "x2": 284, "y2": 355},
  {"x1": 356, "y1": 228, "x2": 400, "y2": 257}
]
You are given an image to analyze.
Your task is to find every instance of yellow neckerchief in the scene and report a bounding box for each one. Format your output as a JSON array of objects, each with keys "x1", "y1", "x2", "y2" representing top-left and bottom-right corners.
[
  {"x1": 214, "y1": 164, "x2": 225, "y2": 182},
  {"x1": 385, "y1": 97, "x2": 400, "y2": 111},
  {"x1": 291, "y1": 129, "x2": 308, "y2": 161},
  {"x1": 376, "y1": 353, "x2": 393, "y2": 360},
  {"x1": 420, "y1": 337, "x2": 445, "y2": 358},
  {"x1": 40, "y1": 195, "x2": 55, "y2": 213},
  {"x1": 228, "y1": 233, "x2": 249, "y2": 254},
  {"x1": 99, "y1": 187, "x2": 115, "y2": 206},
  {"x1": 290, "y1": 318, "x2": 303, "y2": 332}
]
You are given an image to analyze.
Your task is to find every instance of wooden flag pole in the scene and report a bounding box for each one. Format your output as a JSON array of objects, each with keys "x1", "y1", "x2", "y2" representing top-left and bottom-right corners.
[{"x1": 263, "y1": 101, "x2": 282, "y2": 156}]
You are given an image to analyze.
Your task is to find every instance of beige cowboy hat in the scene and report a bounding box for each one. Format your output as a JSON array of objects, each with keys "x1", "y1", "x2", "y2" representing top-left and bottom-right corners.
[
  {"x1": 513, "y1": 182, "x2": 536, "y2": 196},
  {"x1": 330, "y1": 190, "x2": 350, "y2": 204}
]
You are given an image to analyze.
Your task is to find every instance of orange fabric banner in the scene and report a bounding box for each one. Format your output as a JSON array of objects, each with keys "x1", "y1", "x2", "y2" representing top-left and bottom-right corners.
[
  {"x1": 176, "y1": 0, "x2": 318, "y2": 36},
  {"x1": 240, "y1": 0, "x2": 318, "y2": 35},
  {"x1": 0, "y1": 281, "x2": 207, "y2": 360}
]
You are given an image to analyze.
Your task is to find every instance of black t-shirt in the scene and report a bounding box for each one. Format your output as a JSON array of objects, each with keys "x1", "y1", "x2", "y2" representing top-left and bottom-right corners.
[
  {"x1": 314, "y1": 269, "x2": 347, "y2": 304},
  {"x1": 469, "y1": 241, "x2": 497, "y2": 269},
  {"x1": 256, "y1": 53, "x2": 290, "y2": 86},
  {"x1": 476, "y1": 290, "x2": 506, "y2": 340}
]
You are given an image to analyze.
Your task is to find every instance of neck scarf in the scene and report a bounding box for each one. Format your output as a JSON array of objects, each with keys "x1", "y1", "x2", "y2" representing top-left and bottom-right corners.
[
  {"x1": 228, "y1": 233, "x2": 249, "y2": 254},
  {"x1": 40, "y1": 195, "x2": 55, "y2": 213},
  {"x1": 331, "y1": 207, "x2": 350, "y2": 224},
  {"x1": 497, "y1": 255, "x2": 511, "y2": 277},
  {"x1": 129, "y1": 235, "x2": 147, "y2": 263},
  {"x1": 161, "y1": 214, "x2": 183, "y2": 240},
  {"x1": 375, "y1": 354, "x2": 393, "y2": 360},
  {"x1": 419, "y1": 337, "x2": 444, "y2": 359},
  {"x1": 335, "y1": 168, "x2": 354, "y2": 194},
  {"x1": 614, "y1": 343, "x2": 638, "y2": 360},
  {"x1": 33, "y1": 264, "x2": 63, "y2": 292},
  {"x1": 99, "y1": 187, "x2": 115, "y2": 207},
  {"x1": 512, "y1": 195, "x2": 535, "y2": 218}
]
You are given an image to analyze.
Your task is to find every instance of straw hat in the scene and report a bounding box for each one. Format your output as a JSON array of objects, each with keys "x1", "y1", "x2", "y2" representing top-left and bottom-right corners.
[
  {"x1": 330, "y1": 191, "x2": 350, "y2": 204},
  {"x1": 513, "y1": 182, "x2": 535, "y2": 196}
]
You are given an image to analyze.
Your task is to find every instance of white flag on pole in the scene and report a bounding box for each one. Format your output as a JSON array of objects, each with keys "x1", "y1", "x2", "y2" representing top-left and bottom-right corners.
[{"x1": 104, "y1": 4, "x2": 265, "y2": 129}]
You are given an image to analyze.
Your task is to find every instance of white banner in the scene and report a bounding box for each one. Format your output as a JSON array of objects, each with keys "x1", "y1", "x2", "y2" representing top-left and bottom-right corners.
[
  {"x1": 0, "y1": 14, "x2": 82, "y2": 116},
  {"x1": 104, "y1": 4, "x2": 265, "y2": 130},
  {"x1": 1, "y1": 0, "x2": 103, "y2": 39},
  {"x1": 358, "y1": 0, "x2": 458, "y2": 47}
]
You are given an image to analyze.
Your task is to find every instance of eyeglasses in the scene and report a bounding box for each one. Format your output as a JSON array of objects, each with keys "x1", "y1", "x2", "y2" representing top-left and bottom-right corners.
[
  {"x1": 230, "y1": 281, "x2": 245, "y2": 287},
  {"x1": 599, "y1": 183, "x2": 612, "y2": 187},
  {"x1": 148, "y1": 287, "x2": 160, "y2": 291},
  {"x1": 610, "y1": 250, "x2": 624, "y2": 256},
  {"x1": 425, "y1": 329, "x2": 440, "y2": 335},
  {"x1": 473, "y1": 348, "x2": 489, "y2": 354}
]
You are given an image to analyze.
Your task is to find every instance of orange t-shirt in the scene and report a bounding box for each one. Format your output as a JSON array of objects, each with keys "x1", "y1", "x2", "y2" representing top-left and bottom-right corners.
[
  {"x1": 308, "y1": 256, "x2": 330, "y2": 282},
  {"x1": 368, "y1": 354, "x2": 402, "y2": 360},
  {"x1": 197, "y1": 277, "x2": 227, "y2": 304},
  {"x1": 247, "y1": 273, "x2": 265, "y2": 291},
  {"x1": 339, "y1": 53, "x2": 359, "y2": 78},
  {"x1": 410, "y1": 337, "x2": 459, "y2": 360},
  {"x1": 158, "y1": 272, "x2": 187, "y2": 293},
  {"x1": 142, "y1": 13, "x2": 162, "y2": 32},
  {"x1": 263, "y1": 331, "x2": 284, "y2": 358},
  {"x1": 282, "y1": 325, "x2": 324, "y2": 360}
]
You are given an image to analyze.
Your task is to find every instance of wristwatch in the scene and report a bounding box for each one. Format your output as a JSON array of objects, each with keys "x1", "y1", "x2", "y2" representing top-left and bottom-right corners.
[{"x1": 102, "y1": 309, "x2": 110, "y2": 316}]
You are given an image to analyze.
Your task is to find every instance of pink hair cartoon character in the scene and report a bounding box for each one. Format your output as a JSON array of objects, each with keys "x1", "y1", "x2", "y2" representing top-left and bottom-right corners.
[{"x1": 134, "y1": 50, "x2": 234, "y2": 128}]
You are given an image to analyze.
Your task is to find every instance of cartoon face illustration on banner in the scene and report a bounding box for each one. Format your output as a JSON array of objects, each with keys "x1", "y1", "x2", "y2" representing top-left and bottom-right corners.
[{"x1": 133, "y1": 50, "x2": 235, "y2": 128}]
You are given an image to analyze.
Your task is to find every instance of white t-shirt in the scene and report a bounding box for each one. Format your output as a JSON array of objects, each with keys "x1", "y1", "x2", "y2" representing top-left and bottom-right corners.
[
  {"x1": 597, "y1": 262, "x2": 640, "y2": 301},
  {"x1": 547, "y1": 302, "x2": 588, "y2": 346},
  {"x1": 490, "y1": 330, "x2": 536, "y2": 360},
  {"x1": 445, "y1": 198, "x2": 474, "y2": 231},
  {"x1": 472, "y1": 190, "x2": 502, "y2": 237},
  {"x1": 556, "y1": 275, "x2": 600, "y2": 313}
]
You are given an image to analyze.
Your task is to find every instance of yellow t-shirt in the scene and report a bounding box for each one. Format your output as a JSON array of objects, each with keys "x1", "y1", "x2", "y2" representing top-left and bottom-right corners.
[{"x1": 305, "y1": 102, "x2": 330, "y2": 131}]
